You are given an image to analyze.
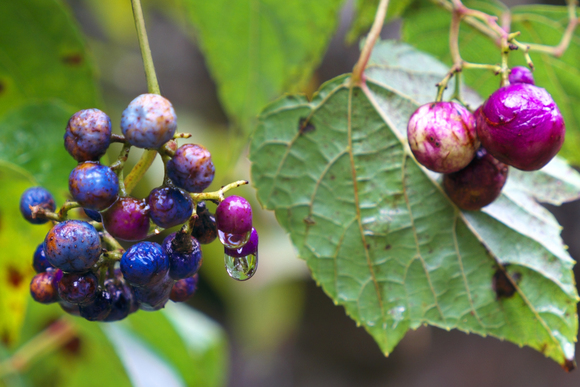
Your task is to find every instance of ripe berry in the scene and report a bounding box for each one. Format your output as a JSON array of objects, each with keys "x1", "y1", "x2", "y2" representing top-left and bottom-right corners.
[
  {"x1": 30, "y1": 268, "x2": 63, "y2": 304},
  {"x1": 443, "y1": 148, "x2": 509, "y2": 211},
  {"x1": 215, "y1": 195, "x2": 252, "y2": 248},
  {"x1": 83, "y1": 208, "x2": 102, "y2": 222},
  {"x1": 120, "y1": 242, "x2": 169, "y2": 287},
  {"x1": 121, "y1": 94, "x2": 177, "y2": 149},
  {"x1": 44, "y1": 220, "x2": 102, "y2": 273},
  {"x1": 64, "y1": 109, "x2": 112, "y2": 162},
  {"x1": 79, "y1": 289, "x2": 113, "y2": 321},
  {"x1": 147, "y1": 187, "x2": 193, "y2": 229},
  {"x1": 162, "y1": 232, "x2": 202, "y2": 280},
  {"x1": 20, "y1": 187, "x2": 56, "y2": 224},
  {"x1": 476, "y1": 83, "x2": 565, "y2": 171},
  {"x1": 170, "y1": 274, "x2": 198, "y2": 303},
  {"x1": 407, "y1": 101, "x2": 479, "y2": 173},
  {"x1": 224, "y1": 228, "x2": 259, "y2": 258},
  {"x1": 58, "y1": 271, "x2": 98, "y2": 305},
  {"x1": 191, "y1": 201, "x2": 218, "y2": 244},
  {"x1": 33, "y1": 242, "x2": 54, "y2": 273},
  {"x1": 167, "y1": 144, "x2": 215, "y2": 193},
  {"x1": 69, "y1": 162, "x2": 119, "y2": 211},
  {"x1": 102, "y1": 197, "x2": 150, "y2": 241},
  {"x1": 60, "y1": 300, "x2": 81, "y2": 316},
  {"x1": 103, "y1": 279, "x2": 138, "y2": 322},
  {"x1": 133, "y1": 274, "x2": 174, "y2": 311},
  {"x1": 509, "y1": 66, "x2": 535, "y2": 85}
]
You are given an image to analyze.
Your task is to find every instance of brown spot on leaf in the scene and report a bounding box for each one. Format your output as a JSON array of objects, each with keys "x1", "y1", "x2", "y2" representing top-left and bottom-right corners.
[
  {"x1": 492, "y1": 267, "x2": 519, "y2": 299},
  {"x1": 61, "y1": 53, "x2": 83, "y2": 66},
  {"x1": 1, "y1": 330, "x2": 10, "y2": 346},
  {"x1": 0, "y1": 81, "x2": 4, "y2": 94},
  {"x1": 303, "y1": 216, "x2": 316, "y2": 225},
  {"x1": 562, "y1": 358, "x2": 576, "y2": 372},
  {"x1": 7, "y1": 266, "x2": 24, "y2": 288},
  {"x1": 298, "y1": 118, "x2": 315, "y2": 135},
  {"x1": 385, "y1": 244, "x2": 391, "y2": 250}
]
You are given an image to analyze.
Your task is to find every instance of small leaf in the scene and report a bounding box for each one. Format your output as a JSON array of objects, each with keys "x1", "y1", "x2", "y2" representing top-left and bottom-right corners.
[{"x1": 249, "y1": 40, "x2": 578, "y2": 367}]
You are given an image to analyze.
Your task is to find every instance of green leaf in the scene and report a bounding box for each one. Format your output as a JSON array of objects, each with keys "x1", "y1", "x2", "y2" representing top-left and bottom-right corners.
[
  {"x1": 0, "y1": 101, "x2": 78, "y2": 202},
  {"x1": 249, "y1": 40, "x2": 578, "y2": 368},
  {"x1": 0, "y1": 0, "x2": 100, "y2": 116},
  {"x1": 401, "y1": 0, "x2": 580, "y2": 164},
  {"x1": 180, "y1": 0, "x2": 344, "y2": 135}
]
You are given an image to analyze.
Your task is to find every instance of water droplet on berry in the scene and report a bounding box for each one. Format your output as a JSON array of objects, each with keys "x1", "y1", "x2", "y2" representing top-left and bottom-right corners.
[
  {"x1": 218, "y1": 229, "x2": 251, "y2": 249},
  {"x1": 224, "y1": 251, "x2": 258, "y2": 281}
]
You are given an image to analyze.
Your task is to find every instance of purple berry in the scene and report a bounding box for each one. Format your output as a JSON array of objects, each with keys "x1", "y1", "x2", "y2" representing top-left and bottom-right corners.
[
  {"x1": 102, "y1": 197, "x2": 150, "y2": 241},
  {"x1": 58, "y1": 271, "x2": 98, "y2": 305},
  {"x1": 69, "y1": 161, "x2": 119, "y2": 211},
  {"x1": 170, "y1": 274, "x2": 198, "y2": 303},
  {"x1": 33, "y1": 242, "x2": 54, "y2": 273},
  {"x1": 443, "y1": 148, "x2": 509, "y2": 211},
  {"x1": 224, "y1": 228, "x2": 258, "y2": 258},
  {"x1": 121, "y1": 94, "x2": 177, "y2": 149},
  {"x1": 30, "y1": 268, "x2": 63, "y2": 304},
  {"x1": 407, "y1": 101, "x2": 479, "y2": 173},
  {"x1": 120, "y1": 242, "x2": 169, "y2": 287},
  {"x1": 20, "y1": 187, "x2": 56, "y2": 224},
  {"x1": 133, "y1": 274, "x2": 174, "y2": 311},
  {"x1": 79, "y1": 289, "x2": 113, "y2": 321},
  {"x1": 59, "y1": 300, "x2": 81, "y2": 316},
  {"x1": 162, "y1": 232, "x2": 202, "y2": 280},
  {"x1": 64, "y1": 109, "x2": 112, "y2": 162},
  {"x1": 44, "y1": 220, "x2": 102, "y2": 273},
  {"x1": 167, "y1": 144, "x2": 215, "y2": 193},
  {"x1": 476, "y1": 83, "x2": 565, "y2": 171},
  {"x1": 191, "y1": 201, "x2": 217, "y2": 244},
  {"x1": 147, "y1": 187, "x2": 193, "y2": 229},
  {"x1": 509, "y1": 66, "x2": 535, "y2": 85},
  {"x1": 103, "y1": 279, "x2": 138, "y2": 322},
  {"x1": 215, "y1": 195, "x2": 252, "y2": 248}
]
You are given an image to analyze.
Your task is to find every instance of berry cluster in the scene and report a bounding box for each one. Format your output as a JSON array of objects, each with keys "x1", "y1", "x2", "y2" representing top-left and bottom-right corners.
[
  {"x1": 407, "y1": 66, "x2": 565, "y2": 211},
  {"x1": 22, "y1": 93, "x2": 259, "y2": 322}
]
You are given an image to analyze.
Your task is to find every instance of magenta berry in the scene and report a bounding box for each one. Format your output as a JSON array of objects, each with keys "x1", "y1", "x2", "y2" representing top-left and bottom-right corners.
[
  {"x1": 64, "y1": 109, "x2": 112, "y2": 162},
  {"x1": 102, "y1": 197, "x2": 150, "y2": 241},
  {"x1": 407, "y1": 101, "x2": 479, "y2": 173},
  {"x1": 443, "y1": 148, "x2": 509, "y2": 211},
  {"x1": 20, "y1": 187, "x2": 56, "y2": 224},
  {"x1": 147, "y1": 187, "x2": 193, "y2": 229},
  {"x1": 167, "y1": 144, "x2": 215, "y2": 193},
  {"x1": 509, "y1": 66, "x2": 535, "y2": 85},
  {"x1": 69, "y1": 161, "x2": 119, "y2": 211},
  {"x1": 44, "y1": 220, "x2": 102, "y2": 273},
  {"x1": 215, "y1": 195, "x2": 253, "y2": 248},
  {"x1": 476, "y1": 83, "x2": 565, "y2": 171},
  {"x1": 121, "y1": 94, "x2": 177, "y2": 149}
]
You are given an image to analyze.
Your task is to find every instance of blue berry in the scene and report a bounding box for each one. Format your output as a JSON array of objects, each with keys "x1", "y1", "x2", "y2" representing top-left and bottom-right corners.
[
  {"x1": 103, "y1": 279, "x2": 138, "y2": 322},
  {"x1": 121, "y1": 94, "x2": 177, "y2": 149},
  {"x1": 69, "y1": 161, "x2": 119, "y2": 211},
  {"x1": 64, "y1": 109, "x2": 112, "y2": 162},
  {"x1": 79, "y1": 289, "x2": 113, "y2": 321},
  {"x1": 162, "y1": 232, "x2": 202, "y2": 280},
  {"x1": 147, "y1": 187, "x2": 193, "y2": 229},
  {"x1": 170, "y1": 274, "x2": 198, "y2": 302},
  {"x1": 44, "y1": 220, "x2": 102, "y2": 273},
  {"x1": 133, "y1": 274, "x2": 174, "y2": 311},
  {"x1": 20, "y1": 187, "x2": 56, "y2": 224},
  {"x1": 83, "y1": 208, "x2": 102, "y2": 222},
  {"x1": 30, "y1": 268, "x2": 63, "y2": 304},
  {"x1": 167, "y1": 144, "x2": 215, "y2": 193},
  {"x1": 120, "y1": 242, "x2": 169, "y2": 287},
  {"x1": 33, "y1": 242, "x2": 54, "y2": 273},
  {"x1": 58, "y1": 271, "x2": 98, "y2": 305},
  {"x1": 191, "y1": 202, "x2": 217, "y2": 244}
]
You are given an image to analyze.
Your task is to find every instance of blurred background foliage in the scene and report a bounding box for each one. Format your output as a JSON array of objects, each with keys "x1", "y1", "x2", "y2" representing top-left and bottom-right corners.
[{"x1": 0, "y1": 0, "x2": 580, "y2": 386}]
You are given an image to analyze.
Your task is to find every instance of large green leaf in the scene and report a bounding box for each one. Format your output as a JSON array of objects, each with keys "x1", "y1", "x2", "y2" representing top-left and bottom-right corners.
[
  {"x1": 401, "y1": 0, "x2": 580, "y2": 164},
  {"x1": 249, "y1": 40, "x2": 579, "y2": 368},
  {"x1": 0, "y1": 0, "x2": 100, "y2": 116},
  {"x1": 181, "y1": 0, "x2": 344, "y2": 136}
]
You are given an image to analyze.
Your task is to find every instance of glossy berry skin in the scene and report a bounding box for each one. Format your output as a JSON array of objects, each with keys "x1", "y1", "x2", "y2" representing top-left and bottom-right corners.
[
  {"x1": 102, "y1": 197, "x2": 150, "y2": 241},
  {"x1": 167, "y1": 144, "x2": 215, "y2": 193},
  {"x1": 20, "y1": 187, "x2": 56, "y2": 224},
  {"x1": 30, "y1": 269, "x2": 63, "y2": 304},
  {"x1": 44, "y1": 220, "x2": 102, "y2": 273},
  {"x1": 121, "y1": 94, "x2": 177, "y2": 149},
  {"x1": 509, "y1": 66, "x2": 535, "y2": 85},
  {"x1": 443, "y1": 148, "x2": 509, "y2": 211},
  {"x1": 170, "y1": 274, "x2": 198, "y2": 303},
  {"x1": 133, "y1": 274, "x2": 174, "y2": 311},
  {"x1": 69, "y1": 162, "x2": 119, "y2": 211},
  {"x1": 58, "y1": 271, "x2": 98, "y2": 305},
  {"x1": 121, "y1": 242, "x2": 169, "y2": 287},
  {"x1": 147, "y1": 187, "x2": 193, "y2": 229},
  {"x1": 162, "y1": 232, "x2": 202, "y2": 280},
  {"x1": 191, "y1": 202, "x2": 218, "y2": 244},
  {"x1": 407, "y1": 101, "x2": 479, "y2": 173},
  {"x1": 224, "y1": 228, "x2": 258, "y2": 258},
  {"x1": 64, "y1": 109, "x2": 112, "y2": 162},
  {"x1": 103, "y1": 280, "x2": 138, "y2": 322},
  {"x1": 59, "y1": 300, "x2": 81, "y2": 316},
  {"x1": 33, "y1": 243, "x2": 53, "y2": 273},
  {"x1": 476, "y1": 83, "x2": 565, "y2": 171},
  {"x1": 79, "y1": 289, "x2": 113, "y2": 321},
  {"x1": 83, "y1": 208, "x2": 102, "y2": 222},
  {"x1": 216, "y1": 195, "x2": 252, "y2": 248}
]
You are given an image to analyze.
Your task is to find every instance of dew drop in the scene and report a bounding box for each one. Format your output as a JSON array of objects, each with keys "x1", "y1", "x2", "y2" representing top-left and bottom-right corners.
[
  {"x1": 224, "y1": 251, "x2": 258, "y2": 281},
  {"x1": 218, "y1": 230, "x2": 251, "y2": 249}
]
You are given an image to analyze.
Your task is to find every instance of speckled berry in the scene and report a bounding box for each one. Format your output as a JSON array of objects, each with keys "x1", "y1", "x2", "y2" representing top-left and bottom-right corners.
[
  {"x1": 58, "y1": 271, "x2": 98, "y2": 305},
  {"x1": 102, "y1": 197, "x2": 150, "y2": 241},
  {"x1": 33, "y1": 242, "x2": 53, "y2": 273},
  {"x1": 121, "y1": 94, "x2": 177, "y2": 149},
  {"x1": 69, "y1": 161, "x2": 119, "y2": 211},
  {"x1": 191, "y1": 201, "x2": 217, "y2": 244},
  {"x1": 30, "y1": 268, "x2": 63, "y2": 304},
  {"x1": 167, "y1": 144, "x2": 215, "y2": 193},
  {"x1": 79, "y1": 289, "x2": 112, "y2": 321},
  {"x1": 170, "y1": 274, "x2": 198, "y2": 303},
  {"x1": 147, "y1": 187, "x2": 193, "y2": 229},
  {"x1": 64, "y1": 109, "x2": 112, "y2": 162},
  {"x1": 476, "y1": 83, "x2": 565, "y2": 171},
  {"x1": 215, "y1": 195, "x2": 252, "y2": 248},
  {"x1": 44, "y1": 220, "x2": 102, "y2": 273},
  {"x1": 162, "y1": 232, "x2": 202, "y2": 280},
  {"x1": 509, "y1": 66, "x2": 535, "y2": 85},
  {"x1": 133, "y1": 273, "x2": 174, "y2": 311},
  {"x1": 121, "y1": 242, "x2": 169, "y2": 287},
  {"x1": 20, "y1": 187, "x2": 56, "y2": 224}
]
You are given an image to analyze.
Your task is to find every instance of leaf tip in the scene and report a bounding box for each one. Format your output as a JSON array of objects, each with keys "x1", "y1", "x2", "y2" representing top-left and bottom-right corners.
[{"x1": 562, "y1": 358, "x2": 576, "y2": 372}]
